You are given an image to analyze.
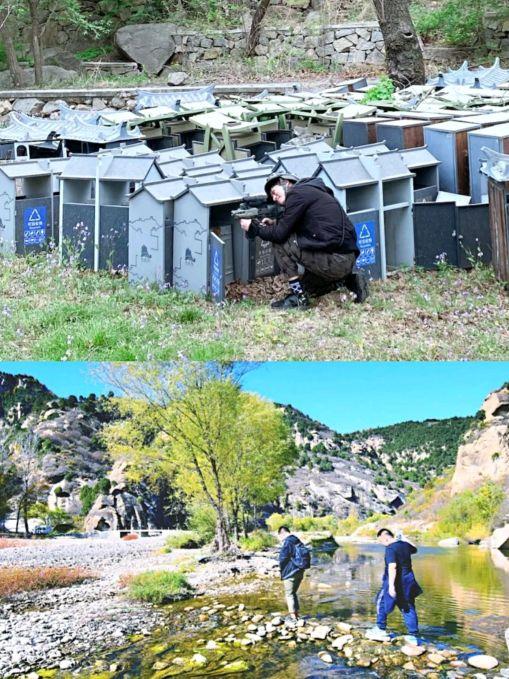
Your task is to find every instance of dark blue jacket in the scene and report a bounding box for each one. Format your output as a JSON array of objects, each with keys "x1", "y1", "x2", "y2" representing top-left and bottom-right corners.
[
  {"x1": 279, "y1": 534, "x2": 303, "y2": 580},
  {"x1": 380, "y1": 540, "x2": 423, "y2": 612}
]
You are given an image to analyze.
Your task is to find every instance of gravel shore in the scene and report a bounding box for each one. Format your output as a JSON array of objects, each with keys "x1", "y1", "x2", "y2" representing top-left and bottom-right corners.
[{"x1": 0, "y1": 536, "x2": 278, "y2": 677}]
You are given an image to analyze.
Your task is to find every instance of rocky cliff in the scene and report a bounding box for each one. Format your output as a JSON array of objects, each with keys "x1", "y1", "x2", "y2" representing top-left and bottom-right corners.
[{"x1": 281, "y1": 405, "x2": 474, "y2": 519}]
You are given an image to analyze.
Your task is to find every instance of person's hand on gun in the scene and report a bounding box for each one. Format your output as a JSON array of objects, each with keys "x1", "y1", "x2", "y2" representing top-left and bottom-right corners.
[{"x1": 239, "y1": 218, "x2": 252, "y2": 232}]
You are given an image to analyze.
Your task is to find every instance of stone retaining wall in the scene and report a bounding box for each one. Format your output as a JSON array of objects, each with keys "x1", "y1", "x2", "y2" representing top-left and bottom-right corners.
[
  {"x1": 485, "y1": 12, "x2": 509, "y2": 55},
  {"x1": 173, "y1": 22, "x2": 385, "y2": 67}
]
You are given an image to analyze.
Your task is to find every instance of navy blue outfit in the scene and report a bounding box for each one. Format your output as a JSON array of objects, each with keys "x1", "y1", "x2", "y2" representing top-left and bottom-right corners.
[
  {"x1": 376, "y1": 540, "x2": 423, "y2": 635},
  {"x1": 279, "y1": 534, "x2": 303, "y2": 580}
]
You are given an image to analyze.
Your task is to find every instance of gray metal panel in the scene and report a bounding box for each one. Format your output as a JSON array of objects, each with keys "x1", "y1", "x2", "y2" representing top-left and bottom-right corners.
[
  {"x1": 14, "y1": 196, "x2": 53, "y2": 254},
  {"x1": 218, "y1": 224, "x2": 234, "y2": 284},
  {"x1": 468, "y1": 133, "x2": 501, "y2": 204},
  {"x1": 189, "y1": 180, "x2": 243, "y2": 206},
  {"x1": 129, "y1": 192, "x2": 168, "y2": 285},
  {"x1": 0, "y1": 184, "x2": 15, "y2": 252},
  {"x1": 173, "y1": 193, "x2": 209, "y2": 293},
  {"x1": 318, "y1": 157, "x2": 375, "y2": 189},
  {"x1": 376, "y1": 125, "x2": 403, "y2": 150},
  {"x1": 413, "y1": 202, "x2": 458, "y2": 268},
  {"x1": 424, "y1": 128, "x2": 458, "y2": 193},
  {"x1": 232, "y1": 222, "x2": 275, "y2": 282},
  {"x1": 99, "y1": 205, "x2": 129, "y2": 271},
  {"x1": 275, "y1": 154, "x2": 321, "y2": 178},
  {"x1": 457, "y1": 203, "x2": 491, "y2": 268},
  {"x1": 62, "y1": 203, "x2": 95, "y2": 268}
]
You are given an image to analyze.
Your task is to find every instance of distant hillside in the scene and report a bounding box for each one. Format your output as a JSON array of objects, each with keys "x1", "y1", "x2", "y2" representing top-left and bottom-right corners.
[
  {"x1": 0, "y1": 372, "x2": 56, "y2": 420},
  {"x1": 283, "y1": 404, "x2": 476, "y2": 490}
]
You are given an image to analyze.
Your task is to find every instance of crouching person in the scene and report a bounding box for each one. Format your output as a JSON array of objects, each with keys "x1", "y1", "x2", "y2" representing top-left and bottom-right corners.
[
  {"x1": 278, "y1": 525, "x2": 311, "y2": 621},
  {"x1": 239, "y1": 172, "x2": 368, "y2": 309}
]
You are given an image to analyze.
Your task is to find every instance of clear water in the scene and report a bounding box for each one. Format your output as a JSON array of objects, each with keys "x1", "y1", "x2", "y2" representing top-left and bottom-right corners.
[{"x1": 81, "y1": 543, "x2": 509, "y2": 677}]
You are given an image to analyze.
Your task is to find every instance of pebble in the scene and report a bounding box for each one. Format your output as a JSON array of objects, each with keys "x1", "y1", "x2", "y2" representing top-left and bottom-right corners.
[{"x1": 468, "y1": 655, "x2": 499, "y2": 670}]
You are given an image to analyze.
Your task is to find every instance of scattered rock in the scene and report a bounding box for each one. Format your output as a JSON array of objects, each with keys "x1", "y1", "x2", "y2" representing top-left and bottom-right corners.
[
  {"x1": 311, "y1": 625, "x2": 332, "y2": 640},
  {"x1": 13, "y1": 98, "x2": 44, "y2": 115},
  {"x1": 467, "y1": 655, "x2": 499, "y2": 670},
  {"x1": 438, "y1": 538, "x2": 460, "y2": 548},
  {"x1": 0, "y1": 99, "x2": 12, "y2": 115},
  {"x1": 401, "y1": 644, "x2": 426, "y2": 657},
  {"x1": 167, "y1": 71, "x2": 189, "y2": 86},
  {"x1": 331, "y1": 634, "x2": 353, "y2": 650},
  {"x1": 318, "y1": 651, "x2": 333, "y2": 663}
]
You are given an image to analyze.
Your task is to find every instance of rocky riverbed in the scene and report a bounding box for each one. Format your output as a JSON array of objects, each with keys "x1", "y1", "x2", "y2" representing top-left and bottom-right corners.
[{"x1": 0, "y1": 535, "x2": 278, "y2": 678}]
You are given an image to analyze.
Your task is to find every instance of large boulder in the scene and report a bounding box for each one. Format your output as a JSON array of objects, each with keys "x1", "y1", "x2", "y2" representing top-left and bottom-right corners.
[
  {"x1": 115, "y1": 23, "x2": 177, "y2": 75},
  {"x1": 0, "y1": 65, "x2": 77, "y2": 88}
]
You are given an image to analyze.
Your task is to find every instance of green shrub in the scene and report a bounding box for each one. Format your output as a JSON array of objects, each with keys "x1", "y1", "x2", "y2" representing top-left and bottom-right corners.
[
  {"x1": 411, "y1": 0, "x2": 486, "y2": 46},
  {"x1": 188, "y1": 504, "x2": 216, "y2": 543},
  {"x1": 239, "y1": 529, "x2": 277, "y2": 552},
  {"x1": 79, "y1": 477, "x2": 111, "y2": 516},
  {"x1": 163, "y1": 531, "x2": 204, "y2": 551},
  {"x1": 430, "y1": 481, "x2": 504, "y2": 540},
  {"x1": 361, "y1": 76, "x2": 395, "y2": 103},
  {"x1": 266, "y1": 513, "x2": 338, "y2": 533},
  {"x1": 125, "y1": 571, "x2": 193, "y2": 604},
  {"x1": 75, "y1": 46, "x2": 110, "y2": 61}
]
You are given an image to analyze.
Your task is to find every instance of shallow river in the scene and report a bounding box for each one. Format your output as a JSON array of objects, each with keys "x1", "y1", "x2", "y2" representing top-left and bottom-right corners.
[{"x1": 85, "y1": 543, "x2": 509, "y2": 677}]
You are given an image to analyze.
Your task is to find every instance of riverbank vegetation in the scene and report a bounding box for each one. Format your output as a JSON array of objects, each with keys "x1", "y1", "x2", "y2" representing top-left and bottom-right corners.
[
  {"x1": 1, "y1": 254, "x2": 508, "y2": 361},
  {"x1": 0, "y1": 566, "x2": 93, "y2": 598},
  {"x1": 122, "y1": 570, "x2": 193, "y2": 604}
]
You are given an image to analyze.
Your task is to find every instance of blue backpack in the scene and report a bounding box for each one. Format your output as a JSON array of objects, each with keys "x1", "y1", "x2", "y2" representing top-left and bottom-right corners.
[{"x1": 292, "y1": 540, "x2": 311, "y2": 570}]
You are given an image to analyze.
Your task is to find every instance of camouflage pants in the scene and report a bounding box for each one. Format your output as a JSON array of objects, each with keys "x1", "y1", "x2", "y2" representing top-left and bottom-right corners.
[{"x1": 274, "y1": 236, "x2": 356, "y2": 294}]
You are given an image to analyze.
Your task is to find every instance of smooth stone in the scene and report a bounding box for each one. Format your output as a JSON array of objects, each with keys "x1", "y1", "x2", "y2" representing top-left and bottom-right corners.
[
  {"x1": 468, "y1": 655, "x2": 499, "y2": 670},
  {"x1": 318, "y1": 651, "x2": 334, "y2": 664},
  {"x1": 331, "y1": 634, "x2": 353, "y2": 650},
  {"x1": 402, "y1": 644, "x2": 426, "y2": 657},
  {"x1": 311, "y1": 625, "x2": 332, "y2": 640}
]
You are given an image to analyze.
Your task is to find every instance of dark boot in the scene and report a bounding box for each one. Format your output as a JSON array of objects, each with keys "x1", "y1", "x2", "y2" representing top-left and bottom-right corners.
[
  {"x1": 344, "y1": 272, "x2": 369, "y2": 304},
  {"x1": 271, "y1": 278, "x2": 310, "y2": 310}
]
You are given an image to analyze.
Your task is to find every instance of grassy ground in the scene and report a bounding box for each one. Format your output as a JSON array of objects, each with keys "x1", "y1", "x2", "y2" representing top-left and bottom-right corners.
[{"x1": 1, "y1": 252, "x2": 508, "y2": 361}]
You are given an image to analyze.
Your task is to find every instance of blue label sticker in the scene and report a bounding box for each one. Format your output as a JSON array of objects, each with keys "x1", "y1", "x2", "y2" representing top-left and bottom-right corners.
[
  {"x1": 355, "y1": 220, "x2": 376, "y2": 267},
  {"x1": 210, "y1": 234, "x2": 224, "y2": 303},
  {"x1": 23, "y1": 206, "x2": 47, "y2": 246}
]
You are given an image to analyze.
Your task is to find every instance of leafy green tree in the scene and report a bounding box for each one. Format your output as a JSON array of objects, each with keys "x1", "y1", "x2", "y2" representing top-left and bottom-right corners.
[
  {"x1": 11, "y1": 431, "x2": 42, "y2": 535},
  {"x1": 0, "y1": 431, "x2": 17, "y2": 527},
  {"x1": 101, "y1": 363, "x2": 296, "y2": 553}
]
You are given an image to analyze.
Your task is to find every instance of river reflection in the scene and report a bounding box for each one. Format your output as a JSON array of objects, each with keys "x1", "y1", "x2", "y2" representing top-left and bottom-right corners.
[{"x1": 302, "y1": 542, "x2": 509, "y2": 657}]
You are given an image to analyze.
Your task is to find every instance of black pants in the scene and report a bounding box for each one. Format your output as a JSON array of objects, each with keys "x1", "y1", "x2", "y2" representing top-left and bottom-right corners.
[{"x1": 274, "y1": 236, "x2": 357, "y2": 295}]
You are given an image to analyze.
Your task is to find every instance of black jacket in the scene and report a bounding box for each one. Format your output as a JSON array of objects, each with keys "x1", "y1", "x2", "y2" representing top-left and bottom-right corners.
[
  {"x1": 248, "y1": 177, "x2": 360, "y2": 257},
  {"x1": 279, "y1": 534, "x2": 303, "y2": 580}
]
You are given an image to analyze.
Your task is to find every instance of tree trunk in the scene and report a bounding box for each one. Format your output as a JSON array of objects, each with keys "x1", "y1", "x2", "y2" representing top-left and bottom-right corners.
[
  {"x1": 0, "y1": 16, "x2": 24, "y2": 87},
  {"x1": 29, "y1": 0, "x2": 44, "y2": 86},
  {"x1": 245, "y1": 0, "x2": 271, "y2": 57},
  {"x1": 372, "y1": 0, "x2": 425, "y2": 88},
  {"x1": 213, "y1": 509, "x2": 232, "y2": 553},
  {"x1": 22, "y1": 500, "x2": 29, "y2": 536}
]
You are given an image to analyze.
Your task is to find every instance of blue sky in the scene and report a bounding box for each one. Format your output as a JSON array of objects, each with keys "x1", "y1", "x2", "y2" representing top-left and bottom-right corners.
[{"x1": 0, "y1": 362, "x2": 506, "y2": 432}]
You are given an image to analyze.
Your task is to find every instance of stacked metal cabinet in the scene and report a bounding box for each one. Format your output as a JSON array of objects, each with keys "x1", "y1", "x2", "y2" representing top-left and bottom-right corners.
[
  {"x1": 232, "y1": 171, "x2": 279, "y2": 282},
  {"x1": 424, "y1": 120, "x2": 481, "y2": 195},
  {"x1": 482, "y1": 147, "x2": 509, "y2": 281},
  {"x1": 128, "y1": 177, "x2": 190, "y2": 287},
  {"x1": 342, "y1": 117, "x2": 390, "y2": 148},
  {"x1": 60, "y1": 154, "x2": 163, "y2": 271},
  {"x1": 0, "y1": 113, "x2": 65, "y2": 160},
  {"x1": 172, "y1": 177, "x2": 244, "y2": 295},
  {"x1": 365, "y1": 151, "x2": 415, "y2": 275},
  {"x1": 313, "y1": 155, "x2": 382, "y2": 280},
  {"x1": 468, "y1": 123, "x2": 509, "y2": 203},
  {"x1": 399, "y1": 147, "x2": 440, "y2": 202},
  {"x1": 0, "y1": 158, "x2": 67, "y2": 254},
  {"x1": 375, "y1": 119, "x2": 431, "y2": 150}
]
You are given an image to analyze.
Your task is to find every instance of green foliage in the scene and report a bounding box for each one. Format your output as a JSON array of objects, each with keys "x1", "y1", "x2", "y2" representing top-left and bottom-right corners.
[
  {"x1": 163, "y1": 531, "x2": 205, "y2": 551},
  {"x1": 74, "y1": 46, "x2": 110, "y2": 62},
  {"x1": 361, "y1": 76, "x2": 395, "y2": 103},
  {"x1": 126, "y1": 571, "x2": 193, "y2": 604},
  {"x1": 239, "y1": 529, "x2": 276, "y2": 552},
  {"x1": 187, "y1": 503, "x2": 216, "y2": 543},
  {"x1": 266, "y1": 513, "x2": 338, "y2": 533},
  {"x1": 410, "y1": 0, "x2": 494, "y2": 46},
  {"x1": 28, "y1": 503, "x2": 72, "y2": 530},
  {"x1": 431, "y1": 481, "x2": 504, "y2": 540},
  {"x1": 79, "y1": 477, "x2": 110, "y2": 516}
]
